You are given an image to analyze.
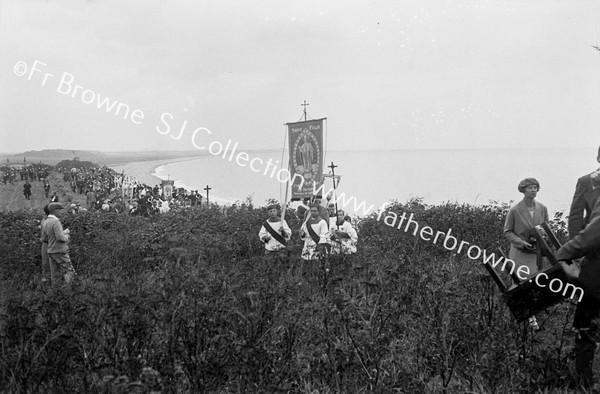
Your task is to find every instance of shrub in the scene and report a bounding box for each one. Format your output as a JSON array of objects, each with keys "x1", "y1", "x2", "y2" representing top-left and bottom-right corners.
[{"x1": 0, "y1": 201, "x2": 577, "y2": 392}]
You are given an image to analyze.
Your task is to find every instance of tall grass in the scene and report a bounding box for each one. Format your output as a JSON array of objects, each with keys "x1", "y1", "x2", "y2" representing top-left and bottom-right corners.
[{"x1": 0, "y1": 200, "x2": 580, "y2": 392}]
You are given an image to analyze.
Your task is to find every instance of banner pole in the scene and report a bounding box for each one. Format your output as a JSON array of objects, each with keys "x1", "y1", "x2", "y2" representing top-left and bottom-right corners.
[
  {"x1": 280, "y1": 163, "x2": 289, "y2": 226},
  {"x1": 281, "y1": 122, "x2": 289, "y2": 226}
]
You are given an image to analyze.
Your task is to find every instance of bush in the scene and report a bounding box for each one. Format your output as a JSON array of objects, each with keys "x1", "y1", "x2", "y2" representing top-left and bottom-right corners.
[{"x1": 0, "y1": 201, "x2": 578, "y2": 392}]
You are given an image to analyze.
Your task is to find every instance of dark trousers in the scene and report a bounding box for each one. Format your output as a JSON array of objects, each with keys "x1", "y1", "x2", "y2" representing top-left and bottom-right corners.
[{"x1": 573, "y1": 295, "x2": 600, "y2": 387}]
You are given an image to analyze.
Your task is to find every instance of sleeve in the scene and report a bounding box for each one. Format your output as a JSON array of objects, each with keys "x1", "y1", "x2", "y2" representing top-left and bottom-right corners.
[
  {"x1": 503, "y1": 207, "x2": 526, "y2": 247},
  {"x1": 300, "y1": 222, "x2": 307, "y2": 240},
  {"x1": 41, "y1": 224, "x2": 48, "y2": 243},
  {"x1": 52, "y1": 221, "x2": 69, "y2": 243},
  {"x1": 322, "y1": 210, "x2": 330, "y2": 229},
  {"x1": 542, "y1": 204, "x2": 549, "y2": 223},
  {"x1": 328, "y1": 220, "x2": 337, "y2": 240},
  {"x1": 557, "y1": 201, "x2": 600, "y2": 261},
  {"x1": 348, "y1": 223, "x2": 358, "y2": 244},
  {"x1": 568, "y1": 177, "x2": 587, "y2": 239},
  {"x1": 258, "y1": 225, "x2": 268, "y2": 241},
  {"x1": 282, "y1": 220, "x2": 292, "y2": 241},
  {"x1": 318, "y1": 221, "x2": 329, "y2": 244}
]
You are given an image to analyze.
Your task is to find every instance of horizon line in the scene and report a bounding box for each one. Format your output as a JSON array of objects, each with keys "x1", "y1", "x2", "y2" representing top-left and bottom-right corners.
[{"x1": 0, "y1": 146, "x2": 595, "y2": 156}]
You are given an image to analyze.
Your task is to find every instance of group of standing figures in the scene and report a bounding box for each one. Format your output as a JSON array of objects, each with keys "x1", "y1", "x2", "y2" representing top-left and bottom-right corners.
[
  {"x1": 22, "y1": 179, "x2": 55, "y2": 201},
  {"x1": 258, "y1": 197, "x2": 358, "y2": 270},
  {"x1": 503, "y1": 146, "x2": 600, "y2": 388}
]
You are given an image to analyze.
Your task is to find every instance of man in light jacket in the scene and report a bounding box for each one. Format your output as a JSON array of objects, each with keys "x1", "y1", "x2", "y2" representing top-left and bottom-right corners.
[{"x1": 42, "y1": 202, "x2": 76, "y2": 286}]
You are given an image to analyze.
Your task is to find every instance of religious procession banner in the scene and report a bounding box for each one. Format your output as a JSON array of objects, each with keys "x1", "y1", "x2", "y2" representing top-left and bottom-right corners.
[
  {"x1": 287, "y1": 118, "x2": 325, "y2": 200},
  {"x1": 161, "y1": 180, "x2": 175, "y2": 199},
  {"x1": 121, "y1": 175, "x2": 136, "y2": 199}
]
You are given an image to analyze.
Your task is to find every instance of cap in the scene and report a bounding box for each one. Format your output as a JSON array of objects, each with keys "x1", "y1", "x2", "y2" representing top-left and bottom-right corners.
[{"x1": 48, "y1": 202, "x2": 64, "y2": 211}]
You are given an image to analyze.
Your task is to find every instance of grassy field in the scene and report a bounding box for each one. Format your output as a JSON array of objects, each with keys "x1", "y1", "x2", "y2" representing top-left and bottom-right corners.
[
  {"x1": 0, "y1": 173, "x2": 592, "y2": 393},
  {"x1": 0, "y1": 175, "x2": 87, "y2": 212}
]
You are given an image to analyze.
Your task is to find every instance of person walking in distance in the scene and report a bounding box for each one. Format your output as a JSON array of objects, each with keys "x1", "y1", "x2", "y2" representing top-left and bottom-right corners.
[
  {"x1": 23, "y1": 180, "x2": 32, "y2": 200},
  {"x1": 43, "y1": 180, "x2": 50, "y2": 198},
  {"x1": 42, "y1": 203, "x2": 76, "y2": 287}
]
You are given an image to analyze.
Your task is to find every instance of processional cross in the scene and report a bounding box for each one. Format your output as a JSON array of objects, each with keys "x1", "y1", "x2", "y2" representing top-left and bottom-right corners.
[
  {"x1": 328, "y1": 161, "x2": 339, "y2": 228},
  {"x1": 301, "y1": 100, "x2": 309, "y2": 121},
  {"x1": 204, "y1": 185, "x2": 211, "y2": 206}
]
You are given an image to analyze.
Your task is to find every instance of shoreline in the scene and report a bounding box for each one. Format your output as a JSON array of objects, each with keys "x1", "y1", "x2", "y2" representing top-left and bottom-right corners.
[
  {"x1": 110, "y1": 157, "x2": 198, "y2": 188},
  {"x1": 110, "y1": 157, "x2": 237, "y2": 205},
  {"x1": 108, "y1": 152, "x2": 575, "y2": 213}
]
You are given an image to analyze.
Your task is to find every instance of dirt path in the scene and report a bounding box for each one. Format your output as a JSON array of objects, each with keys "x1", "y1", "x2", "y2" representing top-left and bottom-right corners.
[{"x1": 0, "y1": 174, "x2": 87, "y2": 212}]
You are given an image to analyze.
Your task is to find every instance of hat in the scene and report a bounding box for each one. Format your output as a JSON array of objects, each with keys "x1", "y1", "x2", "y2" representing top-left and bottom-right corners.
[
  {"x1": 267, "y1": 204, "x2": 279, "y2": 211},
  {"x1": 518, "y1": 178, "x2": 540, "y2": 193},
  {"x1": 70, "y1": 204, "x2": 77, "y2": 209},
  {"x1": 48, "y1": 202, "x2": 64, "y2": 211}
]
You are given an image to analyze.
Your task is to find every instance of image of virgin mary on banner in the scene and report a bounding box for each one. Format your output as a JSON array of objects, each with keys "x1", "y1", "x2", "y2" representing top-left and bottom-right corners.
[
  {"x1": 288, "y1": 118, "x2": 324, "y2": 200},
  {"x1": 161, "y1": 180, "x2": 175, "y2": 199}
]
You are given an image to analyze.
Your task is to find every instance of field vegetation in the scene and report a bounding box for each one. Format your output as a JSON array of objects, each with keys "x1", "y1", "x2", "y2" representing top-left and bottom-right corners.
[{"x1": 0, "y1": 192, "x2": 585, "y2": 393}]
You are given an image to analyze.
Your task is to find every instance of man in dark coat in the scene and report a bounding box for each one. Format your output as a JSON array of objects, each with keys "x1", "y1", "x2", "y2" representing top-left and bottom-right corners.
[
  {"x1": 568, "y1": 146, "x2": 600, "y2": 239},
  {"x1": 23, "y1": 181, "x2": 32, "y2": 200},
  {"x1": 558, "y1": 197, "x2": 600, "y2": 388},
  {"x1": 560, "y1": 146, "x2": 600, "y2": 388},
  {"x1": 43, "y1": 181, "x2": 50, "y2": 198}
]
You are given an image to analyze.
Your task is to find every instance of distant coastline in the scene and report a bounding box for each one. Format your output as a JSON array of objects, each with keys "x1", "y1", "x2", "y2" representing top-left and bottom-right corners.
[
  {"x1": 110, "y1": 157, "x2": 236, "y2": 204},
  {"x1": 3, "y1": 147, "x2": 593, "y2": 212},
  {"x1": 110, "y1": 157, "x2": 198, "y2": 188}
]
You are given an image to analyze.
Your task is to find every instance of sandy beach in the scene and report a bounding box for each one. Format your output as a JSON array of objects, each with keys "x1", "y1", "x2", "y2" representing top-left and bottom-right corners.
[{"x1": 110, "y1": 157, "x2": 200, "y2": 188}]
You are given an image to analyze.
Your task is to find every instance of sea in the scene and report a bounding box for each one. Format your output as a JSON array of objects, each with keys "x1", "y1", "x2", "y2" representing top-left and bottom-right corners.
[{"x1": 134, "y1": 147, "x2": 597, "y2": 216}]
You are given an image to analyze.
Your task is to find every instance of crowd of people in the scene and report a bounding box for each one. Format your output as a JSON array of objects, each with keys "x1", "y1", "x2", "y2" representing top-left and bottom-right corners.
[
  {"x1": 53, "y1": 165, "x2": 205, "y2": 216},
  {"x1": 1, "y1": 163, "x2": 51, "y2": 185},
  {"x1": 0, "y1": 161, "x2": 211, "y2": 217}
]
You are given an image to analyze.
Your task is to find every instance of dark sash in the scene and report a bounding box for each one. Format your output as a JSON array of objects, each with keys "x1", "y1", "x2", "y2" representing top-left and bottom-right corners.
[
  {"x1": 306, "y1": 221, "x2": 321, "y2": 245},
  {"x1": 263, "y1": 220, "x2": 287, "y2": 246}
]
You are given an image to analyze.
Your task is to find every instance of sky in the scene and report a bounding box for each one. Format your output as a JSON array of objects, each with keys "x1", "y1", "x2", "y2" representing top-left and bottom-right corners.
[{"x1": 1, "y1": 0, "x2": 599, "y2": 153}]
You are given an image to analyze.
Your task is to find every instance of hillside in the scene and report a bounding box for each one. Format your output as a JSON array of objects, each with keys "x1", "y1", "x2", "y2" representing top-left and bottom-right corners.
[{"x1": 0, "y1": 191, "x2": 584, "y2": 393}]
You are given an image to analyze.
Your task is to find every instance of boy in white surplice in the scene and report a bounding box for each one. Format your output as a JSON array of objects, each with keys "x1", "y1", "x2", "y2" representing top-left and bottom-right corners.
[
  {"x1": 300, "y1": 205, "x2": 329, "y2": 261},
  {"x1": 329, "y1": 209, "x2": 358, "y2": 255},
  {"x1": 259, "y1": 204, "x2": 291, "y2": 256}
]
